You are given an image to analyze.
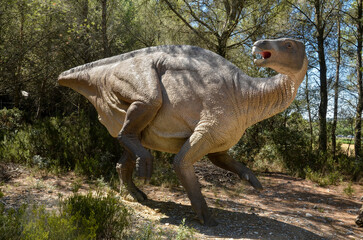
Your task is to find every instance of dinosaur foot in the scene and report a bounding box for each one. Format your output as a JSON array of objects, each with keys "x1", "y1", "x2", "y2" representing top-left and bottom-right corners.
[
  {"x1": 198, "y1": 215, "x2": 218, "y2": 227},
  {"x1": 121, "y1": 186, "x2": 147, "y2": 202},
  {"x1": 129, "y1": 187, "x2": 148, "y2": 202},
  {"x1": 239, "y1": 166, "x2": 263, "y2": 191}
]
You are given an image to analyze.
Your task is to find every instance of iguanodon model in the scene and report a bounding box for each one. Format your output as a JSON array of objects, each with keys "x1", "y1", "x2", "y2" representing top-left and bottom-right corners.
[{"x1": 58, "y1": 38, "x2": 308, "y2": 226}]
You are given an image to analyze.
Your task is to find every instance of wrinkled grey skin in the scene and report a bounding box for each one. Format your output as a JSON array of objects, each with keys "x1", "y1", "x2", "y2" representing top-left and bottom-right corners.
[{"x1": 58, "y1": 38, "x2": 307, "y2": 226}]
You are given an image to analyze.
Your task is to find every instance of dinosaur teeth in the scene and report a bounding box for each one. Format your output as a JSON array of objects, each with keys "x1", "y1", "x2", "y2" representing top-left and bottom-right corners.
[
  {"x1": 252, "y1": 46, "x2": 269, "y2": 66},
  {"x1": 255, "y1": 53, "x2": 263, "y2": 59}
]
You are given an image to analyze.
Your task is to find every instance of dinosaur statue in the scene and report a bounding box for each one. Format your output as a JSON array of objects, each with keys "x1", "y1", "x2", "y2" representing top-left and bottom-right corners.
[{"x1": 58, "y1": 38, "x2": 308, "y2": 226}]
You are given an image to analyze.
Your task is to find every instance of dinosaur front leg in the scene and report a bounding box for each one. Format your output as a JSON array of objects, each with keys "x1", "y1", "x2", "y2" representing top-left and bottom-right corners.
[
  {"x1": 174, "y1": 132, "x2": 218, "y2": 226},
  {"x1": 116, "y1": 152, "x2": 147, "y2": 201},
  {"x1": 117, "y1": 101, "x2": 160, "y2": 180},
  {"x1": 207, "y1": 151, "x2": 263, "y2": 190}
]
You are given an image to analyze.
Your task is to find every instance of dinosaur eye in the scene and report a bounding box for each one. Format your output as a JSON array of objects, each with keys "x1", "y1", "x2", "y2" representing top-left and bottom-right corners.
[{"x1": 286, "y1": 42, "x2": 293, "y2": 48}]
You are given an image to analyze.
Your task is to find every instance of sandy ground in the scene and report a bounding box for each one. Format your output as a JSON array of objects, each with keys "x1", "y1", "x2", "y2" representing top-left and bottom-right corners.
[
  {"x1": 341, "y1": 143, "x2": 354, "y2": 156},
  {"x1": 1, "y1": 162, "x2": 362, "y2": 239}
]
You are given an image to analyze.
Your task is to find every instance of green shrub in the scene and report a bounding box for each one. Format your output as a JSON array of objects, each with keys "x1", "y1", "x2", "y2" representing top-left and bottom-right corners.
[
  {"x1": 129, "y1": 219, "x2": 196, "y2": 240},
  {"x1": 175, "y1": 219, "x2": 196, "y2": 240},
  {"x1": 0, "y1": 109, "x2": 121, "y2": 179},
  {"x1": 0, "y1": 108, "x2": 23, "y2": 140},
  {"x1": 63, "y1": 192, "x2": 130, "y2": 239},
  {"x1": 304, "y1": 166, "x2": 342, "y2": 186},
  {"x1": 343, "y1": 182, "x2": 354, "y2": 197},
  {"x1": 21, "y1": 204, "x2": 96, "y2": 240},
  {"x1": 0, "y1": 204, "x2": 25, "y2": 240},
  {"x1": 132, "y1": 222, "x2": 163, "y2": 240},
  {"x1": 0, "y1": 192, "x2": 130, "y2": 240}
]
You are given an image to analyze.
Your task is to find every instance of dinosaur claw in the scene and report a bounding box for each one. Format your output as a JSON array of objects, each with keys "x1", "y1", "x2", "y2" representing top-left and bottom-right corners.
[
  {"x1": 240, "y1": 167, "x2": 263, "y2": 191},
  {"x1": 248, "y1": 174, "x2": 263, "y2": 191}
]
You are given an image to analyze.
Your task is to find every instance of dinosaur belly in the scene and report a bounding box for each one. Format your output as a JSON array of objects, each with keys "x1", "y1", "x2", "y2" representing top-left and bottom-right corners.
[{"x1": 141, "y1": 112, "x2": 196, "y2": 153}]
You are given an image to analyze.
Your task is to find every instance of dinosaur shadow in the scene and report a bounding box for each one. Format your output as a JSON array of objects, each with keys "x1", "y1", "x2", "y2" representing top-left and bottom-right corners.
[{"x1": 141, "y1": 198, "x2": 325, "y2": 240}]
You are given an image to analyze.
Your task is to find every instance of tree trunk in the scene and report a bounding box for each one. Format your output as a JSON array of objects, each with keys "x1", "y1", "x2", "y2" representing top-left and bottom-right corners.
[
  {"x1": 315, "y1": 0, "x2": 328, "y2": 156},
  {"x1": 305, "y1": 71, "x2": 313, "y2": 151},
  {"x1": 80, "y1": 0, "x2": 91, "y2": 63},
  {"x1": 354, "y1": 0, "x2": 363, "y2": 163},
  {"x1": 101, "y1": 0, "x2": 110, "y2": 58},
  {"x1": 14, "y1": 1, "x2": 26, "y2": 108},
  {"x1": 332, "y1": 12, "x2": 341, "y2": 159}
]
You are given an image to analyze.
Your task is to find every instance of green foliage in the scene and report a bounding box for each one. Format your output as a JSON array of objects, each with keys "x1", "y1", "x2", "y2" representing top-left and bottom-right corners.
[
  {"x1": 0, "y1": 192, "x2": 130, "y2": 240},
  {"x1": 0, "y1": 204, "x2": 25, "y2": 240},
  {"x1": 149, "y1": 151, "x2": 180, "y2": 188},
  {"x1": 175, "y1": 219, "x2": 196, "y2": 240},
  {"x1": 233, "y1": 112, "x2": 313, "y2": 176},
  {"x1": 129, "y1": 219, "x2": 196, "y2": 240},
  {"x1": 0, "y1": 109, "x2": 121, "y2": 179},
  {"x1": 21, "y1": 204, "x2": 96, "y2": 240},
  {"x1": 268, "y1": 112, "x2": 312, "y2": 176},
  {"x1": 232, "y1": 110, "x2": 361, "y2": 184},
  {"x1": 304, "y1": 166, "x2": 342, "y2": 186},
  {"x1": 343, "y1": 182, "x2": 354, "y2": 197},
  {"x1": 0, "y1": 108, "x2": 23, "y2": 138},
  {"x1": 132, "y1": 222, "x2": 163, "y2": 240},
  {"x1": 63, "y1": 192, "x2": 129, "y2": 239}
]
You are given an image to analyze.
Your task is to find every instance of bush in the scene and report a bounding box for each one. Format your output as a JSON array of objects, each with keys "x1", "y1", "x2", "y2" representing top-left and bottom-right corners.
[
  {"x1": 0, "y1": 204, "x2": 25, "y2": 240},
  {"x1": 0, "y1": 109, "x2": 121, "y2": 179},
  {"x1": 21, "y1": 204, "x2": 96, "y2": 240},
  {"x1": 0, "y1": 108, "x2": 23, "y2": 140},
  {"x1": 0, "y1": 192, "x2": 130, "y2": 240},
  {"x1": 304, "y1": 166, "x2": 342, "y2": 186},
  {"x1": 63, "y1": 192, "x2": 130, "y2": 239},
  {"x1": 232, "y1": 112, "x2": 312, "y2": 176},
  {"x1": 268, "y1": 112, "x2": 312, "y2": 176}
]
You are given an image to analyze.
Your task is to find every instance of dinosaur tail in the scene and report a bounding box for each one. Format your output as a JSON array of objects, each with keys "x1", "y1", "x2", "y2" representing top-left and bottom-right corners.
[{"x1": 57, "y1": 69, "x2": 91, "y2": 88}]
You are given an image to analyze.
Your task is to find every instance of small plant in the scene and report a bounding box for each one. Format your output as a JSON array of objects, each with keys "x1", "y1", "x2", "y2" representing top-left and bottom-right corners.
[
  {"x1": 34, "y1": 179, "x2": 46, "y2": 190},
  {"x1": 343, "y1": 182, "x2": 354, "y2": 197},
  {"x1": 95, "y1": 176, "x2": 107, "y2": 189},
  {"x1": 318, "y1": 207, "x2": 325, "y2": 213},
  {"x1": 132, "y1": 221, "x2": 164, "y2": 240},
  {"x1": 63, "y1": 191, "x2": 130, "y2": 239},
  {"x1": 175, "y1": 218, "x2": 196, "y2": 240},
  {"x1": 70, "y1": 179, "x2": 83, "y2": 193}
]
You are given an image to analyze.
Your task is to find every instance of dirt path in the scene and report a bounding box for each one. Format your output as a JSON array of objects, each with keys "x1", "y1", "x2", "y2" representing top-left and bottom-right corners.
[{"x1": 1, "y1": 162, "x2": 362, "y2": 239}]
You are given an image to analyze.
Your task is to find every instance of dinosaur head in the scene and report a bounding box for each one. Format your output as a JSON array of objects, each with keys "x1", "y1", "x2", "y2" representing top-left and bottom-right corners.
[{"x1": 252, "y1": 38, "x2": 306, "y2": 75}]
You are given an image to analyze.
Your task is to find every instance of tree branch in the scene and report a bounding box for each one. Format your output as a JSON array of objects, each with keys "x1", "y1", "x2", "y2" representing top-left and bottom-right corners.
[{"x1": 162, "y1": 0, "x2": 216, "y2": 48}]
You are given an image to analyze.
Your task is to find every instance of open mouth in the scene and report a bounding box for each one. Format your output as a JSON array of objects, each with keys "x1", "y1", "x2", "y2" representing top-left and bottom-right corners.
[
  {"x1": 261, "y1": 51, "x2": 271, "y2": 59},
  {"x1": 252, "y1": 47, "x2": 271, "y2": 66}
]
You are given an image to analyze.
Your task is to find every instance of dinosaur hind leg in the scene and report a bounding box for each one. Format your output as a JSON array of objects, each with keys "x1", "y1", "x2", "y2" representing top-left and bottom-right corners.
[
  {"x1": 207, "y1": 151, "x2": 263, "y2": 190},
  {"x1": 117, "y1": 100, "x2": 161, "y2": 180},
  {"x1": 116, "y1": 152, "x2": 147, "y2": 201},
  {"x1": 174, "y1": 132, "x2": 218, "y2": 226}
]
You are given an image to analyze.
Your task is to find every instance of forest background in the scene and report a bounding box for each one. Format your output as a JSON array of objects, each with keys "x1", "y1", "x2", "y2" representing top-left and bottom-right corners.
[{"x1": 0, "y1": 0, "x2": 362, "y2": 186}]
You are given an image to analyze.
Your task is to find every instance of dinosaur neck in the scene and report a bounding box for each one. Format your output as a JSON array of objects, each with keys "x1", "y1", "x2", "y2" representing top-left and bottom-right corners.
[{"x1": 240, "y1": 57, "x2": 308, "y2": 128}]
